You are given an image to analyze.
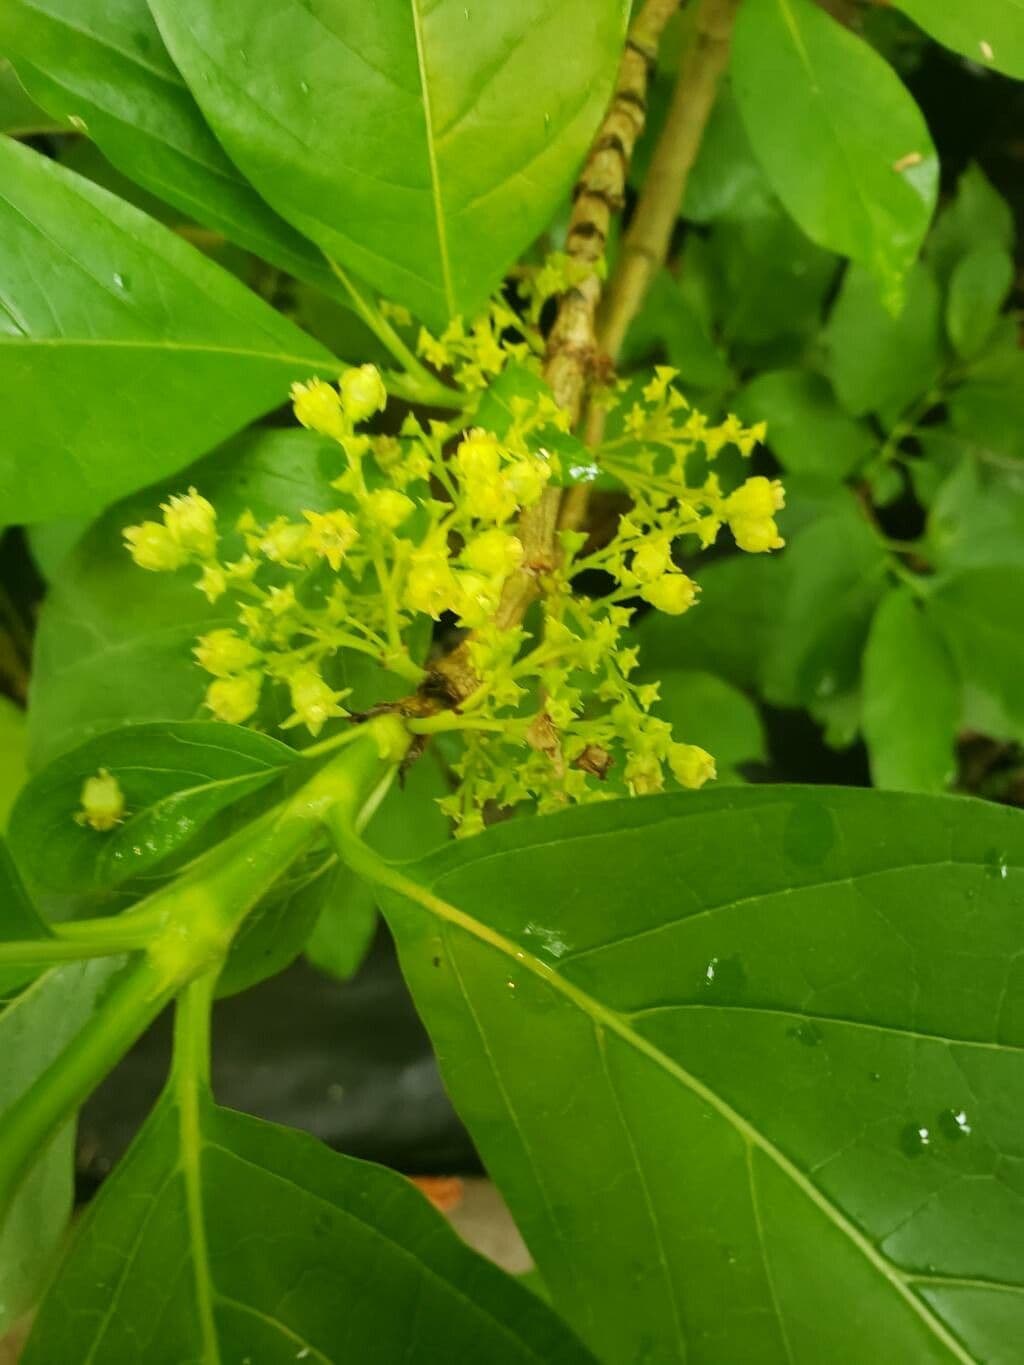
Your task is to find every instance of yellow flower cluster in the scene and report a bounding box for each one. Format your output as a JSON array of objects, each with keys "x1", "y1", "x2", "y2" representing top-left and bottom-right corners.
[{"x1": 123, "y1": 335, "x2": 780, "y2": 831}]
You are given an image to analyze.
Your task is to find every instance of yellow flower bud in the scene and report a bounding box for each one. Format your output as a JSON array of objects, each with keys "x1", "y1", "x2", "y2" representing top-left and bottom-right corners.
[
  {"x1": 161, "y1": 488, "x2": 218, "y2": 558},
  {"x1": 453, "y1": 571, "x2": 499, "y2": 628},
  {"x1": 506, "y1": 457, "x2": 550, "y2": 507},
  {"x1": 725, "y1": 476, "x2": 785, "y2": 523},
  {"x1": 302, "y1": 509, "x2": 358, "y2": 570},
  {"x1": 668, "y1": 742, "x2": 717, "y2": 789},
  {"x1": 625, "y1": 752, "x2": 664, "y2": 795},
  {"x1": 284, "y1": 665, "x2": 348, "y2": 736},
  {"x1": 631, "y1": 538, "x2": 672, "y2": 584},
  {"x1": 196, "y1": 564, "x2": 227, "y2": 602},
  {"x1": 339, "y1": 364, "x2": 387, "y2": 423},
  {"x1": 464, "y1": 528, "x2": 524, "y2": 578},
  {"x1": 641, "y1": 573, "x2": 698, "y2": 615},
  {"x1": 455, "y1": 429, "x2": 502, "y2": 483},
  {"x1": 76, "y1": 769, "x2": 125, "y2": 832},
  {"x1": 205, "y1": 672, "x2": 262, "y2": 725},
  {"x1": 259, "y1": 518, "x2": 312, "y2": 566},
  {"x1": 463, "y1": 478, "x2": 518, "y2": 523},
  {"x1": 291, "y1": 378, "x2": 346, "y2": 440},
  {"x1": 731, "y1": 517, "x2": 785, "y2": 554},
  {"x1": 404, "y1": 547, "x2": 456, "y2": 618},
  {"x1": 193, "y1": 629, "x2": 261, "y2": 678},
  {"x1": 364, "y1": 488, "x2": 414, "y2": 530},
  {"x1": 123, "y1": 521, "x2": 186, "y2": 572}
]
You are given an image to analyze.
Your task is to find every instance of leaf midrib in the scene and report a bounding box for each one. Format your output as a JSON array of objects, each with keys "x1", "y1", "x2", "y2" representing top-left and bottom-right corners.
[
  {"x1": 388, "y1": 861, "x2": 977, "y2": 1364},
  {"x1": 410, "y1": 0, "x2": 454, "y2": 318}
]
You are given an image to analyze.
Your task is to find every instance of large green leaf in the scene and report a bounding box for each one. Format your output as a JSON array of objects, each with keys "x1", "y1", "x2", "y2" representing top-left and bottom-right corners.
[
  {"x1": 948, "y1": 348, "x2": 1024, "y2": 463},
  {"x1": 0, "y1": 57, "x2": 59, "y2": 136},
  {"x1": 8, "y1": 721, "x2": 298, "y2": 898},
  {"x1": 893, "y1": 0, "x2": 1024, "y2": 79},
  {"x1": 734, "y1": 370, "x2": 875, "y2": 480},
  {"x1": 148, "y1": 0, "x2": 629, "y2": 328},
  {"x1": 928, "y1": 566, "x2": 1024, "y2": 740},
  {"x1": 926, "y1": 164, "x2": 1014, "y2": 287},
  {"x1": 0, "y1": 957, "x2": 127, "y2": 1333},
  {"x1": 945, "y1": 245, "x2": 1013, "y2": 359},
  {"x1": 24, "y1": 1089, "x2": 593, "y2": 1363},
  {"x1": 379, "y1": 786, "x2": 1024, "y2": 1363},
  {"x1": 0, "y1": 697, "x2": 26, "y2": 829},
  {"x1": 732, "y1": 0, "x2": 937, "y2": 307},
  {"x1": 0, "y1": 0, "x2": 340, "y2": 291},
  {"x1": 927, "y1": 455, "x2": 1024, "y2": 572},
  {"x1": 26, "y1": 428, "x2": 340, "y2": 768},
  {"x1": 862, "y1": 588, "x2": 958, "y2": 793},
  {"x1": 0, "y1": 137, "x2": 333, "y2": 523}
]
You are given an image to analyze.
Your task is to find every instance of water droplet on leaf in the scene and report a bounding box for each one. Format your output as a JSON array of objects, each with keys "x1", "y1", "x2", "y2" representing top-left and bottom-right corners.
[
  {"x1": 787, "y1": 1020, "x2": 823, "y2": 1047},
  {"x1": 938, "y1": 1108, "x2": 972, "y2": 1140},
  {"x1": 900, "y1": 1123, "x2": 932, "y2": 1157}
]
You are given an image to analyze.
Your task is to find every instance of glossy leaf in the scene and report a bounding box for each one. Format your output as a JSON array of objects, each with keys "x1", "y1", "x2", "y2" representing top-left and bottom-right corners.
[
  {"x1": 929, "y1": 566, "x2": 1024, "y2": 740},
  {"x1": 0, "y1": 0, "x2": 341, "y2": 292},
  {"x1": 382, "y1": 786, "x2": 1024, "y2": 1363},
  {"x1": 893, "y1": 0, "x2": 1024, "y2": 79},
  {"x1": 0, "y1": 57, "x2": 59, "y2": 136},
  {"x1": 24, "y1": 1090, "x2": 593, "y2": 1364},
  {"x1": 927, "y1": 163, "x2": 1014, "y2": 286},
  {"x1": 927, "y1": 455, "x2": 1024, "y2": 571},
  {"x1": 734, "y1": 371, "x2": 875, "y2": 480},
  {"x1": 622, "y1": 271, "x2": 733, "y2": 392},
  {"x1": 0, "y1": 137, "x2": 333, "y2": 523},
  {"x1": 946, "y1": 245, "x2": 1013, "y2": 358},
  {"x1": 0, "y1": 958, "x2": 126, "y2": 1333},
  {"x1": 761, "y1": 502, "x2": 888, "y2": 707},
  {"x1": 732, "y1": 0, "x2": 937, "y2": 306},
  {"x1": 148, "y1": 0, "x2": 628, "y2": 328},
  {"x1": 862, "y1": 589, "x2": 958, "y2": 792},
  {"x1": 636, "y1": 668, "x2": 766, "y2": 782},
  {"x1": 0, "y1": 836, "x2": 50, "y2": 998},
  {"x1": 682, "y1": 87, "x2": 774, "y2": 224},
  {"x1": 8, "y1": 722, "x2": 298, "y2": 898},
  {"x1": 948, "y1": 348, "x2": 1024, "y2": 463},
  {"x1": 26, "y1": 428, "x2": 342, "y2": 769},
  {"x1": 825, "y1": 262, "x2": 944, "y2": 421}
]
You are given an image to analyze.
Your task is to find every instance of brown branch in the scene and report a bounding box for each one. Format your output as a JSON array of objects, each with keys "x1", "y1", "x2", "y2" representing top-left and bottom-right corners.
[
  {"x1": 560, "y1": 0, "x2": 740, "y2": 533},
  {"x1": 431, "y1": 0, "x2": 680, "y2": 704}
]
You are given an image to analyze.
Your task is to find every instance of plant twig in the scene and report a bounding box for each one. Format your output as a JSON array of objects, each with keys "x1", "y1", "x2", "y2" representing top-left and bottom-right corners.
[
  {"x1": 432, "y1": 0, "x2": 680, "y2": 703},
  {"x1": 563, "y1": 0, "x2": 740, "y2": 531}
]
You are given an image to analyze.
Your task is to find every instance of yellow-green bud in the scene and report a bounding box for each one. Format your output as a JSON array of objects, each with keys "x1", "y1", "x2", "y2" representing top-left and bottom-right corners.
[
  {"x1": 76, "y1": 768, "x2": 125, "y2": 832},
  {"x1": 631, "y1": 538, "x2": 672, "y2": 583},
  {"x1": 668, "y1": 742, "x2": 716, "y2": 789},
  {"x1": 725, "y1": 476, "x2": 783, "y2": 522},
  {"x1": 196, "y1": 564, "x2": 227, "y2": 602},
  {"x1": 641, "y1": 573, "x2": 698, "y2": 615},
  {"x1": 285, "y1": 665, "x2": 347, "y2": 736},
  {"x1": 455, "y1": 429, "x2": 502, "y2": 482},
  {"x1": 303, "y1": 509, "x2": 358, "y2": 570},
  {"x1": 624, "y1": 752, "x2": 664, "y2": 795},
  {"x1": 339, "y1": 364, "x2": 387, "y2": 423},
  {"x1": 506, "y1": 457, "x2": 550, "y2": 507},
  {"x1": 194, "y1": 629, "x2": 261, "y2": 678},
  {"x1": 123, "y1": 521, "x2": 186, "y2": 572},
  {"x1": 730, "y1": 517, "x2": 784, "y2": 554},
  {"x1": 453, "y1": 571, "x2": 498, "y2": 628},
  {"x1": 404, "y1": 547, "x2": 456, "y2": 618},
  {"x1": 364, "y1": 488, "x2": 414, "y2": 530},
  {"x1": 161, "y1": 488, "x2": 218, "y2": 558},
  {"x1": 205, "y1": 672, "x2": 262, "y2": 725},
  {"x1": 464, "y1": 528, "x2": 524, "y2": 578},
  {"x1": 291, "y1": 378, "x2": 346, "y2": 440},
  {"x1": 259, "y1": 518, "x2": 312, "y2": 566}
]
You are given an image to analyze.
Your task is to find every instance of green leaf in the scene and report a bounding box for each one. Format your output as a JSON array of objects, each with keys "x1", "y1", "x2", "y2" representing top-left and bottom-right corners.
[
  {"x1": 734, "y1": 370, "x2": 875, "y2": 480},
  {"x1": 636, "y1": 668, "x2": 766, "y2": 782},
  {"x1": 0, "y1": 836, "x2": 50, "y2": 998},
  {"x1": 945, "y1": 245, "x2": 1013, "y2": 359},
  {"x1": 928, "y1": 566, "x2": 1024, "y2": 741},
  {"x1": 762, "y1": 501, "x2": 888, "y2": 707},
  {"x1": 927, "y1": 454, "x2": 1024, "y2": 571},
  {"x1": 682, "y1": 84, "x2": 774, "y2": 224},
  {"x1": 862, "y1": 589, "x2": 958, "y2": 792},
  {"x1": 621, "y1": 271, "x2": 733, "y2": 391},
  {"x1": 893, "y1": 0, "x2": 1024, "y2": 79},
  {"x1": 0, "y1": 957, "x2": 127, "y2": 1333},
  {"x1": 379, "y1": 786, "x2": 1024, "y2": 1363},
  {"x1": 825, "y1": 262, "x2": 943, "y2": 420},
  {"x1": 148, "y1": 0, "x2": 629, "y2": 329},
  {"x1": 927, "y1": 163, "x2": 1014, "y2": 286},
  {"x1": 0, "y1": 697, "x2": 26, "y2": 830},
  {"x1": 24, "y1": 1090, "x2": 593, "y2": 1363},
  {"x1": 948, "y1": 348, "x2": 1024, "y2": 463},
  {"x1": 0, "y1": 57, "x2": 59, "y2": 136},
  {"x1": 0, "y1": 1, "x2": 341, "y2": 293},
  {"x1": 0, "y1": 137, "x2": 333, "y2": 523},
  {"x1": 27, "y1": 428, "x2": 341, "y2": 769},
  {"x1": 732, "y1": 0, "x2": 937, "y2": 307},
  {"x1": 8, "y1": 722, "x2": 298, "y2": 899}
]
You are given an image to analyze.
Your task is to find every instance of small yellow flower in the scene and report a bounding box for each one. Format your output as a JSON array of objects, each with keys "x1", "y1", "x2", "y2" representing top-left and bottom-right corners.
[
  {"x1": 506, "y1": 457, "x2": 550, "y2": 507},
  {"x1": 668, "y1": 743, "x2": 716, "y2": 789},
  {"x1": 205, "y1": 672, "x2": 262, "y2": 725},
  {"x1": 196, "y1": 564, "x2": 227, "y2": 602},
  {"x1": 404, "y1": 545, "x2": 456, "y2": 618},
  {"x1": 464, "y1": 528, "x2": 524, "y2": 578},
  {"x1": 363, "y1": 488, "x2": 414, "y2": 530},
  {"x1": 123, "y1": 521, "x2": 186, "y2": 572},
  {"x1": 641, "y1": 573, "x2": 698, "y2": 615},
  {"x1": 283, "y1": 665, "x2": 348, "y2": 736},
  {"x1": 725, "y1": 476, "x2": 785, "y2": 554},
  {"x1": 642, "y1": 366, "x2": 679, "y2": 404},
  {"x1": 453, "y1": 571, "x2": 499, "y2": 628},
  {"x1": 631, "y1": 538, "x2": 672, "y2": 584},
  {"x1": 194, "y1": 629, "x2": 261, "y2": 678},
  {"x1": 161, "y1": 488, "x2": 218, "y2": 558},
  {"x1": 303, "y1": 509, "x2": 358, "y2": 570},
  {"x1": 339, "y1": 364, "x2": 387, "y2": 422},
  {"x1": 259, "y1": 518, "x2": 313, "y2": 566},
  {"x1": 454, "y1": 429, "x2": 502, "y2": 483},
  {"x1": 291, "y1": 378, "x2": 345, "y2": 440},
  {"x1": 625, "y1": 752, "x2": 664, "y2": 795},
  {"x1": 76, "y1": 769, "x2": 125, "y2": 832}
]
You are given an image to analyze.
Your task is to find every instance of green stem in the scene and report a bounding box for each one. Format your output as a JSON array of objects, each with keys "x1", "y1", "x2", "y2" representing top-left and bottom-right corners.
[
  {"x1": 0, "y1": 934, "x2": 146, "y2": 965},
  {"x1": 326, "y1": 259, "x2": 463, "y2": 410},
  {"x1": 0, "y1": 717, "x2": 410, "y2": 1222}
]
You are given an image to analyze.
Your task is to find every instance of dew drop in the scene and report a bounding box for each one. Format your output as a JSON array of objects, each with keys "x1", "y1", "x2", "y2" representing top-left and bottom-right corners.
[
  {"x1": 979, "y1": 39, "x2": 995, "y2": 61},
  {"x1": 985, "y1": 847, "x2": 1009, "y2": 880},
  {"x1": 701, "y1": 953, "x2": 746, "y2": 1000},
  {"x1": 112, "y1": 271, "x2": 128, "y2": 290},
  {"x1": 505, "y1": 979, "x2": 517, "y2": 992},
  {"x1": 299, "y1": 79, "x2": 310, "y2": 95},
  {"x1": 786, "y1": 1020, "x2": 823, "y2": 1048},
  {"x1": 900, "y1": 1122, "x2": 932, "y2": 1157},
  {"x1": 938, "y1": 1107, "x2": 972, "y2": 1140},
  {"x1": 869, "y1": 1071, "x2": 881, "y2": 1083}
]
